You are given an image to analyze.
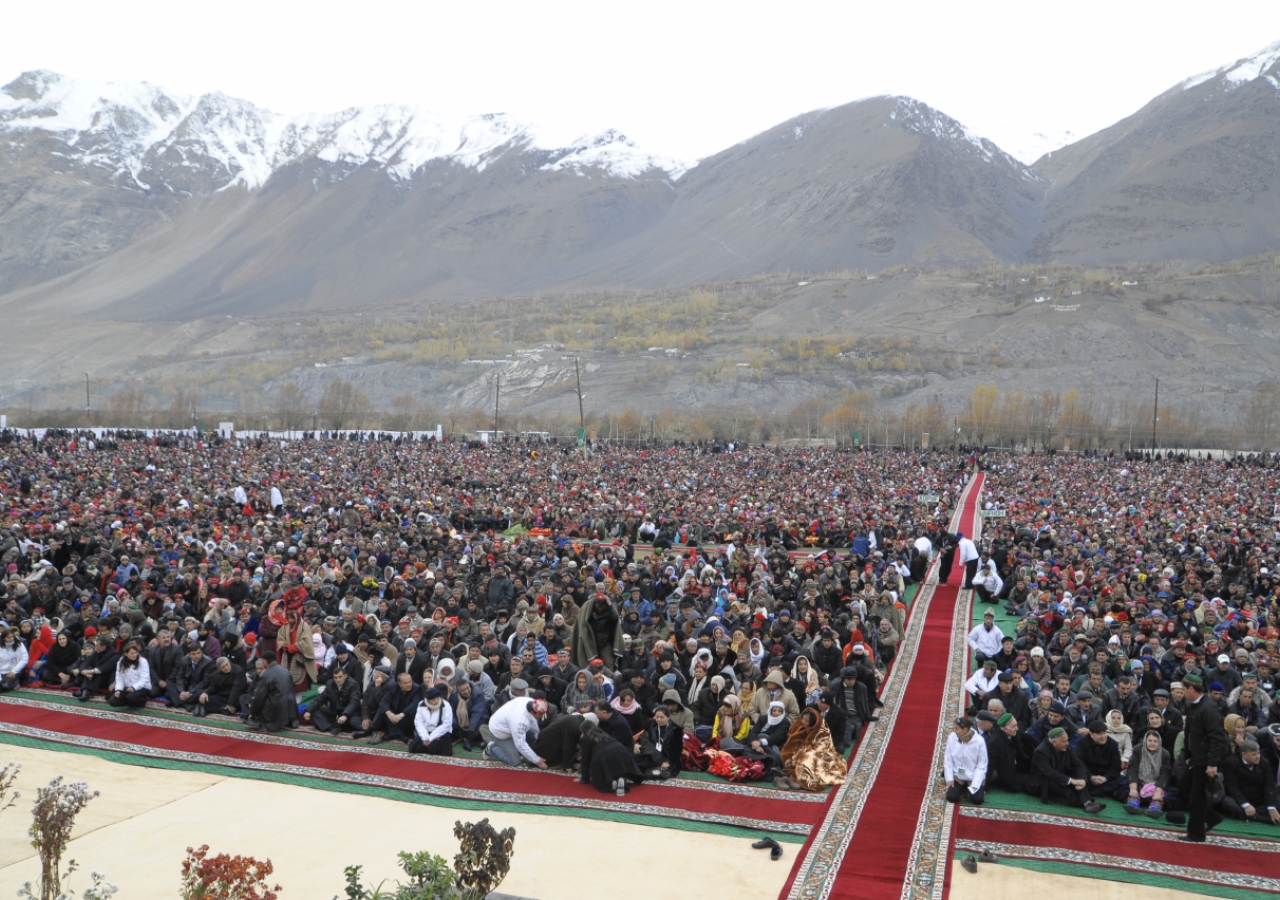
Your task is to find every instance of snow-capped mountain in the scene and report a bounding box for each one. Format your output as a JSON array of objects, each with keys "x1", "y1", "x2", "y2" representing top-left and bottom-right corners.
[
  {"x1": 1177, "y1": 39, "x2": 1280, "y2": 92},
  {"x1": 0, "y1": 69, "x2": 686, "y2": 193}
]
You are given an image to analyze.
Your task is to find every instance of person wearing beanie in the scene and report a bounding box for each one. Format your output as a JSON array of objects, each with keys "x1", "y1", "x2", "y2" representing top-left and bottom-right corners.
[
  {"x1": 986, "y1": 712, "x2": 1034, "y2": 793},
  {"x1": 1030, "y1": 726, "x2": 1107, "y2": 813}
]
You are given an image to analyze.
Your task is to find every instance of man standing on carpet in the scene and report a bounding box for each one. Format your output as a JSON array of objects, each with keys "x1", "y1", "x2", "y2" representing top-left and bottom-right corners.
[
  {"x1": 1181, "y1": 673, "x2": 1230, "y2": 842},
  {"x1": 944, "y1": 717, "x2": 988, "y2": 805},
  {"x1": 956, "y1": 531, "x2": 981, "y2": 589}
]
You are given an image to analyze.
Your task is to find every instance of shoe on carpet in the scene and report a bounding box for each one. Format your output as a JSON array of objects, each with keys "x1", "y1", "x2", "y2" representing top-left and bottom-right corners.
[
  {"x1": 752, "y1": 837, "x2": 781, "y2": 851},
  {"x1": 1165, "y1": 811, "x2": 1186, "y2": 825},
  {"x1": 770, "y1": 843, "x2": 782, "y2": 861},
  {"x1": 614, "y1": 777, "x2": 626, "y2": 797},
  {"x1": 367, "y1": 733, "x2": 384, "y2": 745},
  {"x1": 482, "y1": 743, "x2": 492, "y2": 760},
  {"x1": 961, "y1": 855, "x2": 978, "y2": 874},
  {"x1": 1178, "y1": 835, "x2": 1205, "y2": 843},
  {"x1": 1082, "y1": 801, "x2": 1106, "y2": 814},
  {"x1": 1124, "y1": 800, "x2": 1142, "y2": 815},
  {"x1": 193, "y1": 704, "x2": 206, "y2": 718},
  {"x1": 978, "y1": 850, "x2": 999, "y2": 864},
  {"x1": 1145, "y1": 805, "x2": 1164, "y2": 819},
  {"x1": 774, "y1": 776, "x2": 794, "y2": 790},
  {"x1": 463, "y1": 738, "x2": 472, "y2": 752}
]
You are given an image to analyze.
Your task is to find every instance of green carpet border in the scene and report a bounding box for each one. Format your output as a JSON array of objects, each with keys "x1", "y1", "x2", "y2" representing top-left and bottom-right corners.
[
  {"x1": 952, "y1": 851, "x2": 1276, "y2": 900},
  {"x1": 0, "y1": 731, "x2": 806, "y2": 844},
  {"x1": 977, "y1": 788, "x2": 1275, "y2": 841}
]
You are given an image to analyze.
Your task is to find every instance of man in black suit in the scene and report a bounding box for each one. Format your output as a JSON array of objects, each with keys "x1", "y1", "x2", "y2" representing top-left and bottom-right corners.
[
  {"x1": 1180, "y1": 674, "x2": 1231, "y2": 842},
  {"x1": 171, "y1": 642, "x2": 215, "y2": 713}
]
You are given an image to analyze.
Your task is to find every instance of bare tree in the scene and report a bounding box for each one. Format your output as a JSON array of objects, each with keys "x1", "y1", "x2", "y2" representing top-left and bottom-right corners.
[
  {"x1": 274, "y1": 383, "x2": 308, "y2": 433},
  {"x1": 318, "y1": 378, "x2": 368, "y2": 430}
]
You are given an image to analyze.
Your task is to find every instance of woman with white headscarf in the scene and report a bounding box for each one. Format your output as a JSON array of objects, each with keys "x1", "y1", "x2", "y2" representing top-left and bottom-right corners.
[{"x1": 742, "y1": 699, "x2": 791, "y2": 774}]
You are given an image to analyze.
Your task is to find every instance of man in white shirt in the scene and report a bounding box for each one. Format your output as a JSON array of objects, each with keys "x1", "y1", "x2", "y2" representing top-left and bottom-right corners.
[
  {"x1": 944, "y1": 717, "x2": 988, "y2": 804},
  {"x1": 973, "y1": 555, "x2": 1004, "y2": 605},
  {"x1": 966, "y1": 610, "x2": 1005, "y2": 665},
  {"x1": 485, "y1": 697, "x2": 549, "y2": 768},
  {"x1": 964, "y1": 658, "x2": 1001, "y2": 712},
  {"x1": 956, "y1": 531, "x2": 981, "y2": 588}
]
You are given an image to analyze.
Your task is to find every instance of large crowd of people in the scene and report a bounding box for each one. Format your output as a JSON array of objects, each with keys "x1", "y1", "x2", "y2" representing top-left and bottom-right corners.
[
  {"x1": 948, "y1": 452, "x2": 1280, "y2": 843},
  {"x1": 1, "y1": 430, "x2": 1278, "y2": 838}
]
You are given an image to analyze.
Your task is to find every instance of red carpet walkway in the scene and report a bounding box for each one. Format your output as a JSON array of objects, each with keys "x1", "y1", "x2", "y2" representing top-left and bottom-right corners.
[
  {"x1": 0, "y1": 694, "x2": 823, "y2": 838},
  {"x1": 782, "y1": 472, "x2": 984, "y2": 900}
]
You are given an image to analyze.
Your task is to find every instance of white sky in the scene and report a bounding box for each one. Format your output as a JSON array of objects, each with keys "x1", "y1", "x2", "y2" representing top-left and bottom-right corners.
[{"x1": 5, "y1": 0, "x2": 1279, "y2": 164}]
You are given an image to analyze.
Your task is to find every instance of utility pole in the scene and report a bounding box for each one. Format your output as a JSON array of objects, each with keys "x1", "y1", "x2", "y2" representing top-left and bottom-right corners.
[
  {"x1": 83, "y1": 373, "x2": 90, "y2": 414},
  {"x1": 493, "y1": 373, "x2": 501, "y2": 438},
  {"x1": 1151, "y1": 377, "x2": 1159, "y2": 451},
  {"x1": 574, "y1": 357, "x2": 585, "y2": 432}
]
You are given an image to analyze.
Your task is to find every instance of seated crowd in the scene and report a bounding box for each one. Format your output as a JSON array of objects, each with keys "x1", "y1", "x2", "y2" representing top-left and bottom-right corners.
[
  {"x1": 946, "y1": 453, "x2": 1280, "y2": 840},
  {"x1": 1, "y1": 431, "x2": 961, "y2": 793}
]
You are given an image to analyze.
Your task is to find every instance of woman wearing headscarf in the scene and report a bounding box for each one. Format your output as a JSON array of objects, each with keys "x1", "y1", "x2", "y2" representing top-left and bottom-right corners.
[
  {"x1": 787, "y1": 655, "x2": 822, "y2": 706},
  {"x1": 25, "y1": 624, "x2": 54, "y2": 685},
  {"x1": 562, "y1": 669, "x2": 601, "y2": 713},
  {"x1": 43, "y1": 631, "x2": 82, "y2": 688},
  {"x1": 610, "y1": 687, "x2": 645, "y2": 733},
  {"x1": 579, "y1": 723, "x2": 646, "y2": 795},
  {"x1": 1105, "y1": 708, "x2": 1134, "y2": 765},
  {"x1": 691, "y1": 672, "x2": 725, "y2": 739},
  {"x1": 1125, "y1": 729, "x2": 1172, "y2": 817},
  {"x1": 777, "y1": 707, "x2": 847, "y2": 791},
  {"x1": 712, "y1": 693, "x2": 751, "y2": 750},
  {"x1": 742, "y1": 699, "x2": 791, "y2": 775},
  {"x1": 1223, "y1": 712, "x2": 1248, "y2": 753}
]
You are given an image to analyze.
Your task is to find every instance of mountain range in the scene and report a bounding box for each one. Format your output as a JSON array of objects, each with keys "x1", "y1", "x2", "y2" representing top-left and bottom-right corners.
[{"x1": 2, "y1": 41, "x2": 1280, "y2": 416}]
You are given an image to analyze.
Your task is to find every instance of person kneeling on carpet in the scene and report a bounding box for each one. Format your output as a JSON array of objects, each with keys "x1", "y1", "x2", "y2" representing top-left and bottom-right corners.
[
  {"x1": 580, "y1": 722, "x2": 645, "y2": 795},
  {"x1": 944, "y1": 717, "x2": 987, "y2": 805},
  {"x1": 1126, "y1": 729, "x2": 1172, "y2": 817},
  {"x1": 408, "y1": 687, "x2": 454, "y2": 755},
  {"x1": 246, "y1": 651, "x2": 300, "y2": 733},
  {"x1": 1031, "y1": 726, "x2": 1106, "y2": 813},
  {"x1": 485, "y1": 697, "x2": 548, "y2": 768}
]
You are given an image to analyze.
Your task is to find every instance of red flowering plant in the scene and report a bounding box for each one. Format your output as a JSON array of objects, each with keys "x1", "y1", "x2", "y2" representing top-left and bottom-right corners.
[{"x1": 180, "y1": 845, "x2": 281, "y2": 900}]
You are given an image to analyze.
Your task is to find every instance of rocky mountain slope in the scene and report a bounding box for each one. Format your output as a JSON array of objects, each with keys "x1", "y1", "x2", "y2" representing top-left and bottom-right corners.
[
  {"x1": 3, "y1": 43, "x2": 1280, "y2": 417},
  {"x1": 1031, "y1": 40, "x2": 1280, "y2": 263}
]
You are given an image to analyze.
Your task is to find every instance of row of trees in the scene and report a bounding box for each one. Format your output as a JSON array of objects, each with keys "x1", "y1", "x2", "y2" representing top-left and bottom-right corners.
[{"x1": 8, "y1": 380, "x2": 1280, "y2": 452}]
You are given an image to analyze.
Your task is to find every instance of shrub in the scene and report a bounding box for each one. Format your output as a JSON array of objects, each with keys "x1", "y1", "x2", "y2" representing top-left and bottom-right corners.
[
  {"x1": 23, "y1": 776, "x2": 98, "y2": 900},
  {"x1": 180, "y1": 845, "x2": 281, "y2": 900},
  {"x1": 452, "y1": 819, "x2": 515, "y2": 900}
]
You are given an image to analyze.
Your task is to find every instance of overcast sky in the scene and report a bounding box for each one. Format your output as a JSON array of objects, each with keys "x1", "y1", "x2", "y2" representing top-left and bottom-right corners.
[{"x1": 7, "y1": 1, "x2": 1279, "y2": 163}]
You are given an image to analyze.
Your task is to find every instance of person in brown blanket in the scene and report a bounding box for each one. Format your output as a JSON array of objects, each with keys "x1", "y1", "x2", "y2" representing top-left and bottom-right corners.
[{"x1": 777, "y1": 706, "x2": 847, "y2": 791}]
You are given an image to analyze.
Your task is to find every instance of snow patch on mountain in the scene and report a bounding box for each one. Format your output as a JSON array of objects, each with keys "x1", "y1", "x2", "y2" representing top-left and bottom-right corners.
[
  {"x1": 1179, "y1": 39, "x2": 1280, "y2": 92},
  {"x1": 1004, "y1": 129, "x2": 1078, "y2": 166},
  {"x1": 0, "y1": 70, "x2": 687, "y2": 191},
  {"x1": 538, "y1": 128, "x2": 689, "y2": 180},
  {"x1": 889, "y1": 97, "x2": 1031, "y2": 173}
]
